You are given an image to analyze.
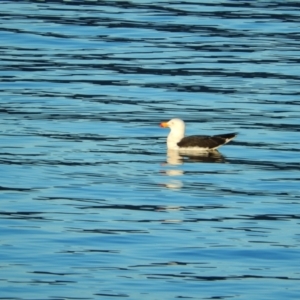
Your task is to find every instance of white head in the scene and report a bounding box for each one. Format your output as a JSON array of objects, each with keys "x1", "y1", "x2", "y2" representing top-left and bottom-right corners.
[{"x1": 160, "y1": 118, "x2": 185, "y2": 150}]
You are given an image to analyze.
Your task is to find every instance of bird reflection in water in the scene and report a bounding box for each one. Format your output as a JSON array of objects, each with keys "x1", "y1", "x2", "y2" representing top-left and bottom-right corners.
[
  {"x1": 167, "y1": 149, "x2": 225, "y2": 165},
  {"x1": 161, "y1": 150, "x2": 225, "y2": 190}
]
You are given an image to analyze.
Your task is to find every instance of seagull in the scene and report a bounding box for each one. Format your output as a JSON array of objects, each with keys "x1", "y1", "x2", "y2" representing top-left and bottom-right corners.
[{"x1": 160, "y1": 118, "x2": 237, "y2": 151}]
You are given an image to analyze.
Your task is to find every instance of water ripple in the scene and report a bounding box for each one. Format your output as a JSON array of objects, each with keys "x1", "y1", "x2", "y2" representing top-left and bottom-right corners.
[{"x1": 1, "y1": 1, "x2": 300, "y2": 300}]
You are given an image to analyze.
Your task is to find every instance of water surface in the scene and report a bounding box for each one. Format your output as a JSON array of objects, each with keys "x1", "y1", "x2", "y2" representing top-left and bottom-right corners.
[{"x1": 1, "y1": 1, "x2": 300, "y2": 299}]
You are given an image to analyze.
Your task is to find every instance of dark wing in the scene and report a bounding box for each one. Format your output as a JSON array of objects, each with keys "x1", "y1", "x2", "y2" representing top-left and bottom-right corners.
[
  {"x1": 177, "y1": 133, "x2": 237, "y2": 149},
  {"x1": 214, "y1": 132, "x2": 238, "y2": 140}
]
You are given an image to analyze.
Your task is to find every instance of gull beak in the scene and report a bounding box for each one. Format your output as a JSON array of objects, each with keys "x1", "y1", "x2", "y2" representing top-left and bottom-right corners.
[{"x1": 160, "y1": 122, "x2": 169, "y2": 128}]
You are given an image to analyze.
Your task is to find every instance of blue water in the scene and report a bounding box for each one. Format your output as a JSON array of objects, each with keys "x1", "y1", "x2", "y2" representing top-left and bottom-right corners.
[{"x1": 1, "y1": 1, "x2": 300, "y2": 299}]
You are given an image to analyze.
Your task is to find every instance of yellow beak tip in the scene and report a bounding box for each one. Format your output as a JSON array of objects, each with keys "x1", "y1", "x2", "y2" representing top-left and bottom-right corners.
[{"x1": 160, "y1": 122, "x2": 168, "y2": 128}]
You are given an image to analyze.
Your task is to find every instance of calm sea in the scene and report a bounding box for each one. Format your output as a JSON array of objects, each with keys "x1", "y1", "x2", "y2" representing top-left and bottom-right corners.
[{"x1": 1, "y1": 1, "x2": 300, "y2": 299}]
